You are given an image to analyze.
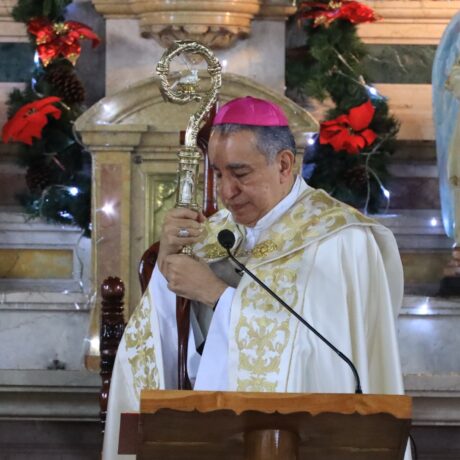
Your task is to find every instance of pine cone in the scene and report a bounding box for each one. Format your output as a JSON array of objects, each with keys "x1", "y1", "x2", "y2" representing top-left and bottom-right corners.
[
  {"x1": 25, "y1": 164, "x2": 53, "y2": 194},
  {"x1": 344, "y1": 165, "x2": 369, "y2": 191},
  {"x1": 46, "y1": 67, "x2": 86, "y2": 104}
]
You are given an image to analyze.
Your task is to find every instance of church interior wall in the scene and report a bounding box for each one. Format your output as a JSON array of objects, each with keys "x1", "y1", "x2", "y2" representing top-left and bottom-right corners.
[{"x1": 0, "y1": 1, "x2": 459, "y2": 458}]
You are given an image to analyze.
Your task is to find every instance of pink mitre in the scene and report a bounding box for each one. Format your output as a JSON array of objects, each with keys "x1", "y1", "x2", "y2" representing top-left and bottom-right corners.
[{"x1": 212, "y1": 96, "x2": 289, "y2": 127}]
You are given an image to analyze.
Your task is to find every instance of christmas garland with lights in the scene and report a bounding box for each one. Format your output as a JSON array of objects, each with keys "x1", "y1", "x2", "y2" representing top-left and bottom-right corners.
[
  {"x1": 1, "y1": 0, "x2": 100, "y2": 236},
  {"x1": 287, "y1": 0, "x2": 399, "y2": 213}
]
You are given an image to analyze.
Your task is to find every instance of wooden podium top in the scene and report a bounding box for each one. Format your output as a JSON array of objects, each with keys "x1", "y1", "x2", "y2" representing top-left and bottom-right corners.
[
  {"x1": 140, "y1": 389, "x2": 412, "y2": 418},
  {"x1": 120, "y1": 390, "x2": 412, "y2": 459}
]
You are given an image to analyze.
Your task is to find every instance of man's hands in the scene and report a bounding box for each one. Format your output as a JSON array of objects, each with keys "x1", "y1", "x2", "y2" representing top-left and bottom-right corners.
[
  {"x1": 157, "y1": 208, "x2": 205, "y2": 275},
  {"x1": 157, "y1": 208, "x2": 228, "y2": 307},
  {"x1": 164, "y1": 254, "x2": 228, "y2": 307}
]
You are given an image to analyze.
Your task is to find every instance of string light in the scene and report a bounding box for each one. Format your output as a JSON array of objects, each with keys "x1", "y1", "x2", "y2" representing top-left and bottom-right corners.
[
  {"x1": 416, "y1": 298, "x2": 431, "y2": 315},
  {"x1": 305, "y1": 132, "x2": 317, "y2": 145},
  {"x1": 59, "y1": 211, "x2": 72, "y2": 219},
  {"x1": 68, "y1": 187, "x2": 79, "y2": 196},
  {"x1": 332, "y1": 60, "x2": 386, "y2": 102},
  {"x1": 430, "y1": 217, "x2": 438, "y2": 227},
  {"x1": 101, "y1": 202, "x2": 116, "y2": 216},
  {"x1": 365, "y1": 84, "x2": 386, "y2": 101},
  {"x1": 367, "y1": 86, "x2": 378, "y2": 96}
]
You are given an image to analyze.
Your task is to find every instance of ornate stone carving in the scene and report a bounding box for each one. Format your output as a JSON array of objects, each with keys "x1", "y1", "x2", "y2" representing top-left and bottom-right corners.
[{"x1": 92, "y1": 0, "x2": 263, "y2": 49}]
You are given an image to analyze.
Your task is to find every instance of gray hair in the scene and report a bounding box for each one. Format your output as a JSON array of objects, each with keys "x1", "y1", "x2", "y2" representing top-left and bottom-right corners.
[{"x1": 211, "y1": 124, "x2": 296, "y2": 163}]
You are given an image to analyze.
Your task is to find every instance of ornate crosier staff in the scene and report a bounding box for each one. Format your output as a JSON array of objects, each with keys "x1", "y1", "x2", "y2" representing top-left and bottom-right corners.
[{"x1": 156, "y1": 41, "x2": 222, "y2": 389}]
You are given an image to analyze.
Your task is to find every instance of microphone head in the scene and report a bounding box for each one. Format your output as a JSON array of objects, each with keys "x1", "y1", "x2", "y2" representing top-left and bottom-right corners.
[{"x1": 217, "y1": 229, "x2": 236, "y2": 250}]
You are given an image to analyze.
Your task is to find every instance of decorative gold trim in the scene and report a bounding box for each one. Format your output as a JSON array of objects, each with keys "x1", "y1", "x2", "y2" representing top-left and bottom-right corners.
[
  {"x1": 124, "y1": 290, "x2": 160, "y2": 396},
  {"x1": 236, "y1": 259, "x2": 300, "y2": 391},
  {"x1": 247, "y1": 240, "x2": 278, "y2": 259},
  {"x1": 194, "y1": 185, "x2": 376, "y2": 267},
  {"x1": 203, "y1": 243, "x2": 229, "y2": 260}
]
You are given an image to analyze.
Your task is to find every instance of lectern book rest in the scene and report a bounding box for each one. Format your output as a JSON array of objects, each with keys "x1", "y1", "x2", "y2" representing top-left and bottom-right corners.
[{"x1": 118, "y1": 390, "x2": 411, "y2": 460}]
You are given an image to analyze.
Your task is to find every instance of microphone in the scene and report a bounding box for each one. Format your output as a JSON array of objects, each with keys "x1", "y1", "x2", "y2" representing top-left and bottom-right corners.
[
  {"x1": 217, "y1": 229, "x2": 363, "y2": 394},
  {"x1": 217, "y1": 229, "x2": 236, "y2": 250}
]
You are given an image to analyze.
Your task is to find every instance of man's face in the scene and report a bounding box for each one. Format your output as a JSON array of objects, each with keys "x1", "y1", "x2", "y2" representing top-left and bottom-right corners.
[{"x1": 208, "y1": 129, "x2": 294, "y2": 227}]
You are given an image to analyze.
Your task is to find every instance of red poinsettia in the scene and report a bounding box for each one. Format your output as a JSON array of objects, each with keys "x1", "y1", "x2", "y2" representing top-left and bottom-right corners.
[
  {"x1": 299, "y1": 1, "x2": 378, "y2": 27},
  {"x1": 27, "y1": 17, "x2": 100, "y2": 66},
  {"x1": 319, "y1": 100, "x2": 377, "y2": 154},
  {"x1": 2, "y1": 96, "x2": 62, "y2": 145}
]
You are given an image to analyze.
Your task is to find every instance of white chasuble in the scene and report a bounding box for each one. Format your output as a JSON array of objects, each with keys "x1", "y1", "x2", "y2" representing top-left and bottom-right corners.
[{"x1": 103, "y1": 179, "x2": 409, "y2": 460}]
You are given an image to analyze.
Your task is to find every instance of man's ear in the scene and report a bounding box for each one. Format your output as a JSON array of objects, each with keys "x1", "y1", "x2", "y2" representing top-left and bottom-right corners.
[{"x1": 277, "y1": 149, "x2": 296, "y2": 179}]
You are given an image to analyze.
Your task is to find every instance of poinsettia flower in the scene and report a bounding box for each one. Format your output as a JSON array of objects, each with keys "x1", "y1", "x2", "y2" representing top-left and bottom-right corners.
[
  {"x1": 27, "y1": 17, "x2": 100, "y2": 66},
  {"x1": 299, "y1": 1, "x2": 378, "y2": 27},
  {"x1": 2, "y1": 96, "x2": 62, "y2": 145},
  {"x1": 339, "y1": 1, "x2": 378, "y2": 23},
  {"x1": 319, "y1": 100, "x2": 377, "y2": 154}
]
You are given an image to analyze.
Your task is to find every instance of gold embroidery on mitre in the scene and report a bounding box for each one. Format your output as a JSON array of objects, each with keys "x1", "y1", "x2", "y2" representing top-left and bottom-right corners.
[{"x1": 124, "y1": 290, "x2": 160, "y2": 397}]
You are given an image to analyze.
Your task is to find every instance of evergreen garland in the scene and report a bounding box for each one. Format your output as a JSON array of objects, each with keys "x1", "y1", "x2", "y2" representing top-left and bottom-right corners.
[
  {"x1": 2, "y1": 0, "x2": 98, "y2": 236},
  {"x1": 287, "y1": 1, "x2": 399, "y2": 213},
  {"x1": 12, "y1": 0, "x2": 72, "y2": 23}
]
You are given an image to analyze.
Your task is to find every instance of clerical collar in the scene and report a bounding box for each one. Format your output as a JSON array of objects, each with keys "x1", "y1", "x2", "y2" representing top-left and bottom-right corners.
[{"x1": 243, "y1": 175, "x2": 305, "y2": 251}]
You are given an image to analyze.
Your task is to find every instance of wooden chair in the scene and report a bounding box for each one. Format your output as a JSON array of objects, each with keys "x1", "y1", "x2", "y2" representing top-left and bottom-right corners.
[{"x1": 99, "y1": 276, "x2": 126, "y2": 432}]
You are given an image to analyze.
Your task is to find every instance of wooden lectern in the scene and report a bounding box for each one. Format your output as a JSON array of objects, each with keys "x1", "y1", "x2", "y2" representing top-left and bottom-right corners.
[{"x1": 118, "y1": 390, "x2": 411, "y2": 459}]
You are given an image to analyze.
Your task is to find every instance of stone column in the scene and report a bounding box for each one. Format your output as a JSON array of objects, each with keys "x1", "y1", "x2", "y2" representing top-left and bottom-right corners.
[{"x1": 78, "y1": 128, "x2": 147, "y2": 305}]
